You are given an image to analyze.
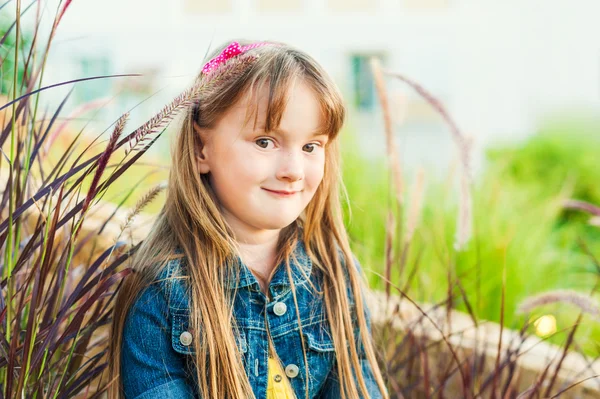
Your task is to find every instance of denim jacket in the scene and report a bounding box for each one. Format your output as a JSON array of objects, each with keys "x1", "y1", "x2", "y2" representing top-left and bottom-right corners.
[{"x1": 121, "y1": 240, "x2": 384, "y2": 398}]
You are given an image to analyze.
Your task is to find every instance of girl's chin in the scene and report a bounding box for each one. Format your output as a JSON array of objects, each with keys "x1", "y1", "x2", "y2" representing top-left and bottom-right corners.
[{"x1": 255, "y1": 215, "x2": 301, "y2": 230}]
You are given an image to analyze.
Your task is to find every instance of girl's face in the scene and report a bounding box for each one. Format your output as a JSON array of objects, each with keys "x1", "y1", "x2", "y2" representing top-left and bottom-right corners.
[{"x1": 196, "y1": 80, "x2": 328, "y2": 237}]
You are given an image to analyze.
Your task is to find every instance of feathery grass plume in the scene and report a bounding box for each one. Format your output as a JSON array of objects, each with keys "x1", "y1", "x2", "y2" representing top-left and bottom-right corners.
[
  {"x1": 390, "y1": 90, "x2": 407, "y2": 127},
  {"x1": 370, "y1": 57, "x2": 404, "y2": 206},
  {"x1": 562, "y1": 199, "x2": 600, "y2": 217},
  {"x1": 98, "y1": 182, "x2": 168, "y2": 267},
  {"x1": 81, "y1": 112, "x2": 129, "y2": 216},
  {"x1": 124, "y1": 85, "x2": 197, "y2": 156},
  {"x1": 404, "y1": 167, "x2": 425, "y2": 245},
  {"x1": 381, "y1": 70, "x2": 472, "y2": 172},
  {"x1": 382, "y1": 68, "x2": 474, "y2": 251},
  {"x1": 125, "y1": 54, "x2": 258, "y2": 156},
  {"x1": 517, "y1": 289, "x2": 600, "y2": 322},
  {"x1": 454, "y1": 137, "x2": 473, "y2": 251},
  {"x1": 119, "y1": 182, "x2": 166, "y2": 234}
]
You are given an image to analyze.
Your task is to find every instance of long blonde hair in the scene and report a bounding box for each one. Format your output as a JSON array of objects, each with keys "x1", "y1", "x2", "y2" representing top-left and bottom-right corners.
[{"x1": 108, "y1": 39, "x2": 388, "y2": 399}]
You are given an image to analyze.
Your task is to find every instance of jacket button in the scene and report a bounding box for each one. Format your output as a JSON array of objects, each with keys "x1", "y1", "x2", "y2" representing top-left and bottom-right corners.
[
  {"x1": 285, "y1": 364, "x2": 299, "y2": 378},
  {"x1": 179, "y1": 331, "x2": 193, "y2": 346},
  {"x1": 273, "y1": 302, "x2": 287, "y2": 316},
  {"x1": 274, "y1": 374, "x2": 282, "y2": 383}
]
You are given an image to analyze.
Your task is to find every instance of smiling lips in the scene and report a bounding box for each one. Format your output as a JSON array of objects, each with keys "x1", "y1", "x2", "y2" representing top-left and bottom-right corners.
[{"x1": 262, "y1": 188, "x2": 300, "y2": 197}]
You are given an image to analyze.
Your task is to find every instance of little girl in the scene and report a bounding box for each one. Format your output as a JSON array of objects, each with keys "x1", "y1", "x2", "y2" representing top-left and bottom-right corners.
[{"x1": 108, "y1": 39, "x2": 389, "y2": 399}]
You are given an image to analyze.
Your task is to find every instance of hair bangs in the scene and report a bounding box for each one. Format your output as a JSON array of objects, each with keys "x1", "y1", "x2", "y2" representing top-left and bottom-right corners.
[
  {"x1": 242, "y1": 54, "x2": 302, "y2": 134},
  {"x1": 317, "y1": 85, "x2": 345, "y2": 140},
  {"x1": 240, "y1": 49, "x2": 345, "y2": 141}
]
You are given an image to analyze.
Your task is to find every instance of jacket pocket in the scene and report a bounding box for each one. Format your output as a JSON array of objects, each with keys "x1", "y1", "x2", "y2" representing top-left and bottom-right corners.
[
  {"x1": 171, "y1": 312, "x2": 195, "y2": 355},
  {"x1": 301, "y1": 327, "x2": 336, "y2": 397},
  {"x1": 304, "y1": 329, "x2": 335, "y2": 352},
  {"x1": 170, "y1": 312, "x2": 248, "y2": 355}
]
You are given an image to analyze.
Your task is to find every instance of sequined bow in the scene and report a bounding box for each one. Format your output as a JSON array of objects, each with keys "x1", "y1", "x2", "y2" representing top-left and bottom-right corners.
[{"x1": 201, "y1": 41, "x2": 272, "y2": 75}]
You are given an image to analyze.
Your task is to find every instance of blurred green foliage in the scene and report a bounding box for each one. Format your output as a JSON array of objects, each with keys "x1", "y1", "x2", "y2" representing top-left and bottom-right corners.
[
  {"x1": 0, "y1": 12, "x2": 33, "y2": 96},
  {"x1": 341, "y1": 118, "x2": 600, "y2": 355},
  {"x1": 487, "y1": 119, "x2": 600, "y2": 206}
]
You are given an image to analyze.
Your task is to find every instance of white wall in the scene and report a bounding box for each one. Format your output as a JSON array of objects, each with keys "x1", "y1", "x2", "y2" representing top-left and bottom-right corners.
[{"x1": 32, "y1": 0, "x2": 600, "y2": 175}]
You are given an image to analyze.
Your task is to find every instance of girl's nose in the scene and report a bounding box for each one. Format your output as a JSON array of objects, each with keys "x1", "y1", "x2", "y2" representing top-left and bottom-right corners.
[{"x1": 276, "y1": 150, "x2": 304, "y2": 182}]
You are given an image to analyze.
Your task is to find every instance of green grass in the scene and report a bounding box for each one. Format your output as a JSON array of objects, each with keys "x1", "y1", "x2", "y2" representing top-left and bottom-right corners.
[{"x1": 341, "y1": 119, "x2": 600, "y2": 355}]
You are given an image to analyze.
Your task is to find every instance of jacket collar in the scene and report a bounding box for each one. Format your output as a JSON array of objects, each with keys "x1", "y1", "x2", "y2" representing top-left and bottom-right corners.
[
  {"x1": 171, "y1": 237, "x2": 313, "y2": 292},
  {"x1": 224, "y1": 238, "x2": 313, "y2": 290}
]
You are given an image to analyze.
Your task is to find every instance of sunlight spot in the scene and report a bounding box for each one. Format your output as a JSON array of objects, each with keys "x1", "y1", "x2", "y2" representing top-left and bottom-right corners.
[{"x1": 534, "y1": 314, "x2": 557, "y2": 337}]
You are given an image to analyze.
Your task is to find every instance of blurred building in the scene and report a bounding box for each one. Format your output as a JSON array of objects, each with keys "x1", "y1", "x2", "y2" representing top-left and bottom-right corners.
[{"x1": 41, "y1": 0, "x2": 600, "y2": 175}]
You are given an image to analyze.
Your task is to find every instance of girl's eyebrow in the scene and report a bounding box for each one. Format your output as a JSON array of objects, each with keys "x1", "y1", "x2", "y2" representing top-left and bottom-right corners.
[{"x1": 255, "y1": 125, "x2": 327, "y2": 138}]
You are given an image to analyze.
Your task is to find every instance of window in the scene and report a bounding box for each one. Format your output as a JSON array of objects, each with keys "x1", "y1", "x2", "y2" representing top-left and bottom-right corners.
[{"x1": 350, "y1": 53, "x2": 386, "y2": 111}]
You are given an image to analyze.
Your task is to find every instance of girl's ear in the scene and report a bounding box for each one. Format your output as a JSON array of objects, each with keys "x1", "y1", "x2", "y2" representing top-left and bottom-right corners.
[{"x1": 193, "y1": 121, "x2": 211, "y2": 174}]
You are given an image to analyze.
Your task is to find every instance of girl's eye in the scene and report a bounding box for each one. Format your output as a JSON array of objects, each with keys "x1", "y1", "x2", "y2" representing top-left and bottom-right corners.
[
  {"x1": 255, "y1": 138, "x2": 274, "y2": 149},
  {"x1": 303, "y1": 143, "x2": 320, "y2": 153}
]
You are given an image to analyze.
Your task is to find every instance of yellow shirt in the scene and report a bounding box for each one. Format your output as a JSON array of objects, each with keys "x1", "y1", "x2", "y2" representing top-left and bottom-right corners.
[{"x1": 267, "y1": 341, "x2": 295, "y2": 399}]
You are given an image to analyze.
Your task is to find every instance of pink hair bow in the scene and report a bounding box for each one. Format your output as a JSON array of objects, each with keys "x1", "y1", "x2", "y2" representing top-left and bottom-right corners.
[{"x1": 201, "y1": 41, "x2": 273, "y2": 75}]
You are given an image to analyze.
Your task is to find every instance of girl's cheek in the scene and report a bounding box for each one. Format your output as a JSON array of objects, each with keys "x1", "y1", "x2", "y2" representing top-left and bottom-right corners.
[
  {"x1": 243, "y1": 153, "x2": 270, "y2": 174},
  {"x1": 306, "y1": 159, "x2": 325, "y2": 183},
  {"x1": 310, "y1": 152, "x2": 326, "y2": 172}
]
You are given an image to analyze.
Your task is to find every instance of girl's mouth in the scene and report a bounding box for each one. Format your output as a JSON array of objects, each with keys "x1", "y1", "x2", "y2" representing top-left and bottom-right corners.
[{"x1": 262, "y1": 188, "x2": 299, "y2": 197}]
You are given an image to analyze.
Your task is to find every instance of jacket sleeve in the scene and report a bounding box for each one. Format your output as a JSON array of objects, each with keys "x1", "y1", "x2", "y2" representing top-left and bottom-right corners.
[
  {"x1": 121, "y1": 280, "x2": 197, "y2": 399},
  {"x1": 317, "y1": 255, "x2": 385, "y2": 399}
]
